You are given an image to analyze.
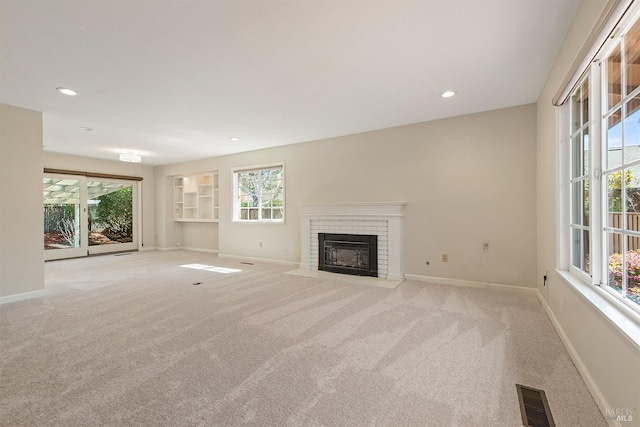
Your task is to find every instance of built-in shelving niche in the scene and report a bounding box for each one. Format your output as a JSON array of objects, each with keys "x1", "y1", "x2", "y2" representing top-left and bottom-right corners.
[{"x1": 173, "y1": 172, "x2": 218, "y2": 222}]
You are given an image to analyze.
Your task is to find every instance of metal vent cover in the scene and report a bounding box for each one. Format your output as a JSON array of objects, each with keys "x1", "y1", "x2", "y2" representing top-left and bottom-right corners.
[{"x1": 516, "y1": 384, "x2": 556, "y2": 427}]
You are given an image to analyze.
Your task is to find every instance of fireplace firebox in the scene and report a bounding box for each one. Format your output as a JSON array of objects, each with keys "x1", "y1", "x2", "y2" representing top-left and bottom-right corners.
[{"x1": 318, "y1": 233, "x2": 378, "y2": 277}]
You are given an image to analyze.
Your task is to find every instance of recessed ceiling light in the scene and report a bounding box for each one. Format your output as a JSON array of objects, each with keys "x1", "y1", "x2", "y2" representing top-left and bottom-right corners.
[
  {"x1": 119, "y1": 153, "x2": 142, "y2": 163},
  {"x1": 56, "y1": 87, "x2": 77, "y2": 96},
  {"x1": 79, "y1": 126, "x2": 93, "y2": 132},
  {"x1": 230, "y1": 137, "x2": 240, "y2": 141},
  {"x1": 441, "y1": 91, "x2": 456, "y2": 98}
]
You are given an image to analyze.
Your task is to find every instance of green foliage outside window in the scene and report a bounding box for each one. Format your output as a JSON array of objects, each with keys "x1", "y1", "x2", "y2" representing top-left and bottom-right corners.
[{"x1": 89, "y1": 186, "x2": 133, "y2": 238}]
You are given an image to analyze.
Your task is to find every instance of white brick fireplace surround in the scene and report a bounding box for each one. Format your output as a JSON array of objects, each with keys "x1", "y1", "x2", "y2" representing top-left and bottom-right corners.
[{"x1": 300, "y1": 202, "x2": 407, "y2": 280}]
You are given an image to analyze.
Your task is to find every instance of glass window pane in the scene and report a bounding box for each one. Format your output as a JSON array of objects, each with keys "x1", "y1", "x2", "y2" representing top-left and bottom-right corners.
[
  {"x1": 240, "y1": 195, "x2": 257, "y2": 208},
  {"x1": 626, "y1": 238, "x2": 640, "y2": 305},
  {"x1": 608, "y1": 211, "x2": 623, "y2": 229},
  {"x1": 261, "y1": 209, "x2": 272, "y2": 219},
  {"x1": 571, "y1": 90, "x2": 581, "y2": 134},
  {"x1": 572, "y1": 181, "x2": 581, "y2": 224},
  {"x1": 43, "y1": 178, "x2": 81, "y2": 250},
  {"x1": 628, "y1": 277, "x2": 640, "y2": 305},
  {"x1": 583, "y1": 178, "x2": 590, "y2": 226},
  {"x1": 607, "y1": 232, "x2": 624, "y2": 294},
  {"x1": 624, "y1": 95, "x2": 640, "y2": 164},
  {"x1": 248, "y1": 208, "x2": 258, "y2": 220},
  {"x1": 628, "y1": 233, "x2": 640, "y2": 252},
  {"x1": 608, "y1": 43, "x2": 622, "y2": 109},
  {"x1": 629, "y1": 214, "x2": 640, "y2": 244},
  {"x1": 262, "y1": 180, "x2": 282, "y2": 194},
  {"x1": 583, "y1": 128, "x2": 589, "y2": 176},
  {"x1": 87, "y1": 181, "x2": 133, "y2": 247},
  {"x1": 273, "y1": 208, "x2": 283, "y2": 219},
  {"x1": 625, "y1": 19, "x2": 640, "y2": 95},
  {"x1": 581, "y1": 79, "x2": 589, "y2": 126},
  {"x1": 608, "y1": 171, "x2": 624, "y2": 223},
  {"x1": 584, "y1": 230, "x2": 591, "y2": 274},
  {"x1": 626, "y1": 237, "x2": 640, "y2": 302},
  {"x1": 572, "y1": 135, "x2": 582, "y2": 179},
  {"x1": 572, "y1": 228, "x2": 581, "y2": 269},
  {"x1": 261, "y1": 193, "x2": 274, "y2": 204},
  {"x1": 626, "y1": 176, "x2": 640, "y2": 215},
  {"x1": 607, "y1": 110, "x2": 622, "y2": 169}
]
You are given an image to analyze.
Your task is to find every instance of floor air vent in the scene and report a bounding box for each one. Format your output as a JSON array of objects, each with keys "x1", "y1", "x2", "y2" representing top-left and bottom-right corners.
[{"x1": 516, "y1": 384, "x2": 555, "y2": 427}]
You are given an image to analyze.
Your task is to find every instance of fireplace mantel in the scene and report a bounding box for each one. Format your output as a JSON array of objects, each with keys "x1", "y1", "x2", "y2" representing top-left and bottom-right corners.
[
  {"x1": 300, "y1": 202, "x2": 407, "y2": 280},
  {"x1": 301, "y1": 201, "x2": 407, "y2": 217}
]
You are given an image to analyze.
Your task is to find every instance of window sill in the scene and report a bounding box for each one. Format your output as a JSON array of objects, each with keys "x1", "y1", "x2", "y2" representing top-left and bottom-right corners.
[
  {"x1": 556, "y1": 269, "x2": 640, "y2": 351},
  {"x1": 232, "y1": 220, "x2": 286, "y2": 225}
]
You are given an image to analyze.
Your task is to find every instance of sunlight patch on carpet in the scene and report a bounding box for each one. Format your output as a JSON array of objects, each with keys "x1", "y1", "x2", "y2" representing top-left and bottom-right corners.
[{"x1": 180, "y1": 263, "x2": 242, "y2": 274}]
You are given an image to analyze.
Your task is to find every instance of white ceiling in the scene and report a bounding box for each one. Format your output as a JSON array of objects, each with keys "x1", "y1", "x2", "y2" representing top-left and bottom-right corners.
[{"x1": 1, "y1": 0, "x2": 580, "y2": 166}]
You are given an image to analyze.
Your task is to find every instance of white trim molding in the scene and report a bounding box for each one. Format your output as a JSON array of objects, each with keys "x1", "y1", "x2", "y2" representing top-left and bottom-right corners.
[
  {"x1": 180, "y1": 247, "x2": 219, "y2": 254},
  {"x1": 404, "y1": 274, "x2": 537, "y2": 293},
  {"x1": 156, "y1": 247, "x2": 181, "y2": 252},
  {"x1": 0, "y1": 289, "x2": 48, "y2": 305},
  {"x1": 218, "y1": 253, "x2": 300, "y2": 267},
  {"x1": 300, "y1": 202, "x2": 407, "y2": 280}
]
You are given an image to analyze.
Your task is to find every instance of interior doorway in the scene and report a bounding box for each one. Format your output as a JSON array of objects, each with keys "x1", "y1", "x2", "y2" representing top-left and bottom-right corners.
[{"x1": 44, "y1": 173, "x2": 139, "y2": 260}]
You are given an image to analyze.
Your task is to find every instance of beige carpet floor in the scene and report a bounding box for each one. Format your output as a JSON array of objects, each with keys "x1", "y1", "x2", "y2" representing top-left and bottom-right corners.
[{"x1": 0, "y1": 250, "x2": 605, "y2": 426}]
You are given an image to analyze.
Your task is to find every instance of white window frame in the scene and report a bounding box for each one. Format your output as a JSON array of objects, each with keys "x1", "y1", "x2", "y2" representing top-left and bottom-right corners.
[
  {"x1": 568, "y1": 74, "x2": 594, "y2": 282},
  {"x1": 232, "y1": 162, "x2": 285, "y2": 223}
]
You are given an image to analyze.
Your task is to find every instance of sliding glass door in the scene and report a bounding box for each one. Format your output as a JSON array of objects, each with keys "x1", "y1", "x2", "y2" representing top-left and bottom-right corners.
[{"x1": 44, "y1": 174, "x2": 139, "y2": 260}]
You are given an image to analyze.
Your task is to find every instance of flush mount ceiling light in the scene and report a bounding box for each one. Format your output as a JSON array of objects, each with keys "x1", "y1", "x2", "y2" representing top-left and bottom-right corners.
[
  {"x1": 56, "y1": 87, "x2": 77, "y2": 96},
  {"x1": 119, "y1": 152, "x2": 142, "y2": 163},
  {"x1": 230, "y1": 137, "x2": 240, "y2": 141},
  {"x1": 441, "y1": 90, "x2": 456, "y2": 98},
  {"x1": 79, "y1": 126, "x2": 93, "y2": 132}
]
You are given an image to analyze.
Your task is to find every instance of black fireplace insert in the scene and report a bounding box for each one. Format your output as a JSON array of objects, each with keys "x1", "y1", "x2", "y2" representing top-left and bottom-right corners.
[{"x1": 318, "y1": 233, "x2": 378, "y2": 277}]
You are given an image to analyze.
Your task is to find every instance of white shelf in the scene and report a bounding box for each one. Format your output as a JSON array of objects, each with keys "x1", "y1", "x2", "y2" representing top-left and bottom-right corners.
[{"x1": 173, "y1": 172, "x2": 218, "y2": 222}]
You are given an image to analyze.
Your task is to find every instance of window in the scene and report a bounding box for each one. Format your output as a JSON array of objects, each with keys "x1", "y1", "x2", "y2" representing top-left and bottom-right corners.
[
  {"x1": 233, "y1": 164, "x2": 284, "y2": 222},
  {"x1": 566, "y1": 8, "x2": 640, "y2": 314}
]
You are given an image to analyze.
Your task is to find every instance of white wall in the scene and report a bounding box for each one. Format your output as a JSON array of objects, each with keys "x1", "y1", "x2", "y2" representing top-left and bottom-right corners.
[
  {"x1": 44, "y1": 152, "x2": 156, "y2": 251},
  {"x1": 156, "y1": 104, "x2": 538, "y2": 287},
  {"x1": 0, "y1": 103, "x2": 44, "y2": 298},
  {"x1": 537, "y1": 0, "x2": 640, "y2": 423}
]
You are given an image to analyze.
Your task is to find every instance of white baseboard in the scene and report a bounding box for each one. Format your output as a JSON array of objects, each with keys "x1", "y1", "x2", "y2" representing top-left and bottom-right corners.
[
  {"x1": 0, "y1": 289, "x2": 48, "y2": 305},
  {"x1": 181, "y1": 247, "x2": 219, "y2": 254},
  {"x1": 156, "y1": 247, "x2": 181, "y2": 252},
  {"x1": 536, "y1": 291, "x2": 620, "y2": 427},
  {"x1": 218, "y1": 253, "x2": 300, "y2": 267},
  {"x1": 403, "y1": 274, "x2": 536, "y2": 293},
  {"x1": 139, "y1": 246, "x2": 155, "y2": 252}
]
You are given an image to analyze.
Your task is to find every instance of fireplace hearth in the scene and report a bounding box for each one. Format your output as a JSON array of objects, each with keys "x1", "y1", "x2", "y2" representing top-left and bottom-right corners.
[{"x1": 318, "y1": 233, "x2": 378, "y2": 277}]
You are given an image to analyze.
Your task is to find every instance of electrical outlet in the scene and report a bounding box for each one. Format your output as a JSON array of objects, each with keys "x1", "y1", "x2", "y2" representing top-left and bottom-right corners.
[
  {"x1": 259, "y1": 241, "x2": 263, "y2": 247},
  {"x1": 442, "y1": 254, "x2": 448, "y2": 262}
]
